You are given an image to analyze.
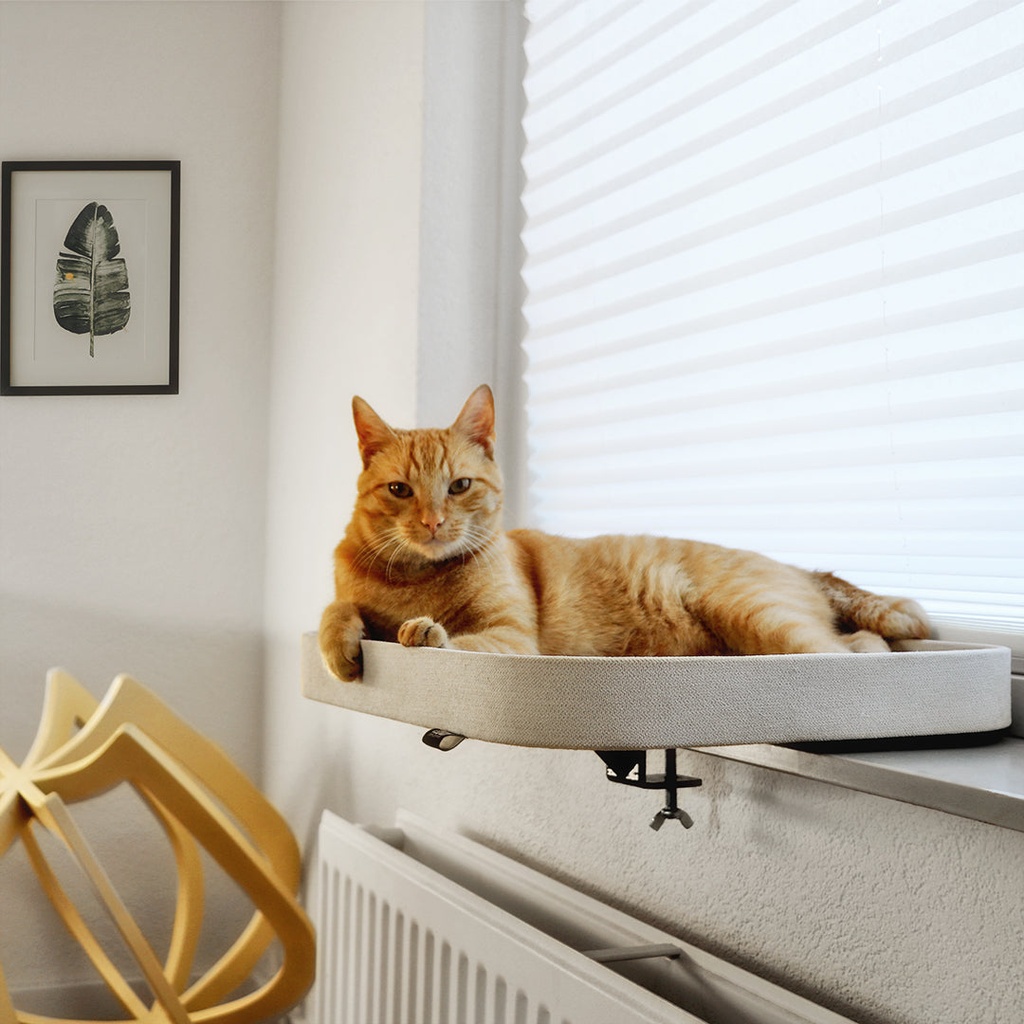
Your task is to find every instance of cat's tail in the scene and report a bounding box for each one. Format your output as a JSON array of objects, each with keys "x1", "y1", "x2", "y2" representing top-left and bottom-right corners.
[{"x1": 811, "y1": 571, "x2": 931, "y2": 641}]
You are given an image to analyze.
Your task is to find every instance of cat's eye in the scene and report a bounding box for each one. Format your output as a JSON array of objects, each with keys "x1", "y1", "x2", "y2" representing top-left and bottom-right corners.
[
  {"x1": 449, "y1": 478, "x2": 472, "y2": 495},
  {"x1": 388, "y1": 482, "x2": 413, "y2": 499}
]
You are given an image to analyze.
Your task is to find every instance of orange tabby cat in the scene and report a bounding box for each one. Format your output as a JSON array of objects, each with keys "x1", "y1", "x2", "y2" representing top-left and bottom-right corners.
[{"x1": 319, "y1": 385, "x2": 930, "y2": 681}]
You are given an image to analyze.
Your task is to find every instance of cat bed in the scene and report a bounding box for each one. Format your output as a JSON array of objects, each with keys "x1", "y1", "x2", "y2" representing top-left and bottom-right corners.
[{"x1": 300, "y1": 633, "x2": 1011, "y2": 749}]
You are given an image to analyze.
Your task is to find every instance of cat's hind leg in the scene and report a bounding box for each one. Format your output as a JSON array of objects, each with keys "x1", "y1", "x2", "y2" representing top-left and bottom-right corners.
[
  {"x1": 696, "y1": 589, "x2": 854, "y2": 655},
  {"x1": 692, "y1": 559, "x2": 865, "y2": 655},
  {"x1": 812, "y1": 571, "x2": 930, "y2": 641}
]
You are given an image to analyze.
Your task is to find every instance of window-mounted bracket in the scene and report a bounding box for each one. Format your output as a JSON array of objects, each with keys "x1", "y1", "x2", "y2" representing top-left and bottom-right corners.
[
  {"x1": 422, "y1": 732, "x2": 702, "y2": 830},
  {"x1": 596, "y1": 748, "x2": 702, "y2": 830}
]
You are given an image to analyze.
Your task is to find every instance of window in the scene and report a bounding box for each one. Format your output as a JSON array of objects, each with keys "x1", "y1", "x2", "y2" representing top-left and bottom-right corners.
[{"x1": 519, "y1": 0, "x2": 1024, "y2": 647}]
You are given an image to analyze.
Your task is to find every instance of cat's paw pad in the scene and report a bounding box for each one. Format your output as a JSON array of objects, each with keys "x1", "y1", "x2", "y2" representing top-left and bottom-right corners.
[{"x1": 398, "y1": 617, "x2": 449, "y2": 649}]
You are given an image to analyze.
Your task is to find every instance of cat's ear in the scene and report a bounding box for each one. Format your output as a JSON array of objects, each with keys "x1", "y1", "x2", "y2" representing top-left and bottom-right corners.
[
  {"x1": 452, "y1": 384, "x2": 496, "y2": 459},
  {"x1": 352, "y1": 396, "x2": 397, "y2": 469}
]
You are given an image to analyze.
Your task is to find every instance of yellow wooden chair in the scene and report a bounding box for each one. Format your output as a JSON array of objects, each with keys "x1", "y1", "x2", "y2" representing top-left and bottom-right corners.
[{"x1": 0, "y1": 670, "x2": 315, "y2": 1024}]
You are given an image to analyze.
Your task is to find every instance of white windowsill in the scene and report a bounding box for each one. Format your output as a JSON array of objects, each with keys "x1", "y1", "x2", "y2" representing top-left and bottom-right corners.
[
  {"x1": 700, "y1": 726, "x2": 1024, "y2": 833},
  {"x1": 700, "y1": 631, "x2": 1024, "y2": 834}
]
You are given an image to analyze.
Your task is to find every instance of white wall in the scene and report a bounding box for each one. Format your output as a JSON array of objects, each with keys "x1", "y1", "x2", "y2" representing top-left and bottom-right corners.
[
  {"x1": 262, "y1": 7, "x2": 1024, "y2": 1024},
  {"x1": 0, "y1": 0, "x2": 280, "y2": 996}
]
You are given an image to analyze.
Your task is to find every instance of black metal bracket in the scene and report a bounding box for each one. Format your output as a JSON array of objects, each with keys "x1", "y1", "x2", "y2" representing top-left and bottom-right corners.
[
  {"x1": 421, "y1": 733, "x2": 700, "y2": 830},
  {"x1": 596, "y1": 748, "x2": 701, "y2": 830},
  {"x1": 422, "y1": 728, "x2": 466, "y2": 751}
]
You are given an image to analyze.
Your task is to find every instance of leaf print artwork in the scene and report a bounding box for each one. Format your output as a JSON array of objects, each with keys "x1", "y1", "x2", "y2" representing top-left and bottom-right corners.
[{"x1": 53, "y1": 202, "x2": 131, "y2": 357}]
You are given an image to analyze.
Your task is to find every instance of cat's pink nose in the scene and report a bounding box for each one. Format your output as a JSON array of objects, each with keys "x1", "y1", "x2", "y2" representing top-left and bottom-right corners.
[{"x1": 421, "y1": 513, "x2": 445, "y2": 536}]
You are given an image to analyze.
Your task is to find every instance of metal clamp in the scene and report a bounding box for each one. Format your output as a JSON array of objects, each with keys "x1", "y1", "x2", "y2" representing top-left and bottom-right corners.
[{"x1": 596, "y1": 748, "x2": 701, "y2": 830}]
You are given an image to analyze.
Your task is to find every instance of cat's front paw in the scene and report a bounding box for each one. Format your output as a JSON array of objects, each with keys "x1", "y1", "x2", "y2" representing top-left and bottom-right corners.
[
  {"x1": 319, "y1": 601, "x2": 366, "y2": 681},
  {"x1": 398, "y1": 617, "x2": 449, "y2": 649}
]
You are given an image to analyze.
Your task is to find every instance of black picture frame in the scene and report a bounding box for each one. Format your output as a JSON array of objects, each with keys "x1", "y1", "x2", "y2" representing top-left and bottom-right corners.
[{"x1": 1, "y1": 160, "x2": 180, "y2": 395}]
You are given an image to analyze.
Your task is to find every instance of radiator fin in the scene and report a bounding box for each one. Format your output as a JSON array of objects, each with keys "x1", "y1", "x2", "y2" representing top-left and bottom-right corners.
[
  {"x1": 322, "y1": 862, "x2": 574, "y2": 1024},
  {"x1": 316, "y1": 815, "x2": 698, "y2": 1024}
]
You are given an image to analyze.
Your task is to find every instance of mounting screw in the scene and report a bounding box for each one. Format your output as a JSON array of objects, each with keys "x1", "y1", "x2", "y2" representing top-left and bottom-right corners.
[{"x1": 650, "y1": 807, "x2": 694, "y2": 830}]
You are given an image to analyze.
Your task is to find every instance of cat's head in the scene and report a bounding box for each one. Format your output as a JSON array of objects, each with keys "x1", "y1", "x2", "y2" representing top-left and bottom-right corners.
[{"x1": 349, "y1": 385, "x2": 504, "y2": 565}]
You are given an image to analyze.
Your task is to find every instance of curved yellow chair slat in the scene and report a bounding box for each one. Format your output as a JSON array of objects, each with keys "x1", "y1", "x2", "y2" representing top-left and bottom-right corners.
[
  {"x1": 0, "y1": 671, "x2": 314, "y2": 1024},
  {"x1": 0, "y1": 965, "x2": 16, "y2": 1024},
  {"x1": 20, "y1": 820, "x2": 158, "y2": 1020},
  {"x1": 30, "y1": 676, "x2": 305, "y2": 1011},
  {"x1": 19, "y1": 672, "x2": 206, "y2": 994}
]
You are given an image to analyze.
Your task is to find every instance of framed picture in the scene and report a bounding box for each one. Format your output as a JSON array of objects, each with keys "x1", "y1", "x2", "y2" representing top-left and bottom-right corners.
[{"x1": 1, "y1": 160, "x2": 180, "y2": 395}]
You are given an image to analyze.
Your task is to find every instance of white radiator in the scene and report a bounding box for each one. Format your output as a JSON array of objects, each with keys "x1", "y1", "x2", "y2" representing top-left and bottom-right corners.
[{"x1": 314, "y1": 810, "x2": 856, "y2": 1024}]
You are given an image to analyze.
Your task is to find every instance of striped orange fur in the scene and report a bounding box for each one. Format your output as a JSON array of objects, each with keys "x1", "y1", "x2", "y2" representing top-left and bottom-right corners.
[{"x1": 319, "y1": 386, "x2": 929, "y2": 681}]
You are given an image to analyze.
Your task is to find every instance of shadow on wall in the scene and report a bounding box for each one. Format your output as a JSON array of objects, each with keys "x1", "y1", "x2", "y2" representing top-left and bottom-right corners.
[
  {"x1": 0, "y1": 593, "x2": 264, "y2": 767},
  {"x1": 0, "y1": 591, "x2": 265, "y2": 996}
]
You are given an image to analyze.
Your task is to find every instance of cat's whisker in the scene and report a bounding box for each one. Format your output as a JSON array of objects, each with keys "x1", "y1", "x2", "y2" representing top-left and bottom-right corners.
[
  {"x1": 353, "y1": 536, "x2": 387, "y2": 569},
  {"x1": 385, "y1": 532, "x2": 418, "y2": 581},
  {"x1": 354, "y1": 528, "x2": 407, "y2": 576},
  {"x1": 460, "y1": 527, "x2": 500, "y2": 568}
]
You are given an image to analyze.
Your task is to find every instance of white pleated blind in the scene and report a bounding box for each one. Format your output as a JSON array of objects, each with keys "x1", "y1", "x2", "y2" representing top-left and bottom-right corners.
[{"x1": 520, "y1": 0, "x2": 1024, "y2": 634}]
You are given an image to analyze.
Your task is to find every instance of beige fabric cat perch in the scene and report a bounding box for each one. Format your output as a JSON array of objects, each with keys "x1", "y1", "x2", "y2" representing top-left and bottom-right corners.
[{"x1": 301, "y1": 633, "x2": 1011, "y2": 749}]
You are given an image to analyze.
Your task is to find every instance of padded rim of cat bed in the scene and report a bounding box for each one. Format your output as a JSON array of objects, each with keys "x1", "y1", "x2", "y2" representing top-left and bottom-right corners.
[{"x1": 301, "y1": 634, "x2": 1011, "y2": 749}]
